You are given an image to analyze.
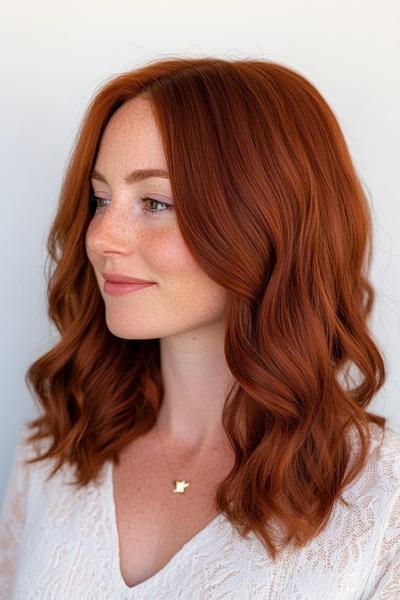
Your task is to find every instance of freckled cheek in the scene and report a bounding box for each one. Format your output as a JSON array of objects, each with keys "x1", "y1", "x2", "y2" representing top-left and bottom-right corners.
[
  {"x1": 146, "y1": 229, "x2": 227, "y2": 317},
  {"x1": 144, "y1": 229, "x2": 196, "y2": 277}
]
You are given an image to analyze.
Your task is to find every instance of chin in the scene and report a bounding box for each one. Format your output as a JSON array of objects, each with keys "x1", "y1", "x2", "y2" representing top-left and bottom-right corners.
[
  {"x1": 107, "y1": 327, "x2": 159, "y2": 341},
  {"x1": 104, "y1": 318, "x2": 161, "y2": 341}
]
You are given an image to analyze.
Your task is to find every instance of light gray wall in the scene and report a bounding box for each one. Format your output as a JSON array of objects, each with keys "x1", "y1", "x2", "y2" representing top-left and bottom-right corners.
[{"x1": 1, "y1": 0, "x2": 399, "y2": 505}]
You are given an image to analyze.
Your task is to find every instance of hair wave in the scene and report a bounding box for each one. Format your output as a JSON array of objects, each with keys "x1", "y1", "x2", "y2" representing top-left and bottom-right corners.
[{"x1": 23, "y1": 56, "x2": 386, "y2": 559}]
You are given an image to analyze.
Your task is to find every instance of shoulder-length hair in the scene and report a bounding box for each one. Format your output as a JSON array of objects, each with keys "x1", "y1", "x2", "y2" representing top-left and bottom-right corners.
[{"x1": 23, "y1": 56, "x2": 386, "y2": 559}]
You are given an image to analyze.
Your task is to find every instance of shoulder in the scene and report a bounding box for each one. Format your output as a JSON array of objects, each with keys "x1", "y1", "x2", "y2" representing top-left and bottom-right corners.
[
  {"x1": 367, "y1": 422, "x2": 400, "y2": 490},
  {"x1": 9, "y1": 423, "x2": 61, "y2": 494},
  {"x1": 13, "y1": 423, "x2": 51, "y2": 468},
  {"x1": 357, "y1": 424, "x2": 400, "y2": 597},
  {"x1": 344, "y1": 421, "x2": 400, "y2": 503}
]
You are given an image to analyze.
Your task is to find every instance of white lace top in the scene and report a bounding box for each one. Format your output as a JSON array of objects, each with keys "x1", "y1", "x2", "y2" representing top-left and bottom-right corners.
[{"x1": 1, "y1": 421, "x2": 400, "y2": 599}]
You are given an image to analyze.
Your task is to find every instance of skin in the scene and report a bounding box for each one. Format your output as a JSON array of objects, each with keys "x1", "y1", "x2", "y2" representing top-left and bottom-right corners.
[{"x1": 85, "y1": 95, "x2": 236, "y2": 460}]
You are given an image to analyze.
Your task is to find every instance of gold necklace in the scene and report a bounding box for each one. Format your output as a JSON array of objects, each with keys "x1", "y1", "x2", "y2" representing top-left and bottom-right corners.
[{"x1": 155, "y1": 421, "x2": 192, "y2": 494}]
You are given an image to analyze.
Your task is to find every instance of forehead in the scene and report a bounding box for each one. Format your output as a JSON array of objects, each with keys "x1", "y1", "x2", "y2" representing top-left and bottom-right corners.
[{"x1": 94, "y1": 96, "x2": 167, "y2": 172}]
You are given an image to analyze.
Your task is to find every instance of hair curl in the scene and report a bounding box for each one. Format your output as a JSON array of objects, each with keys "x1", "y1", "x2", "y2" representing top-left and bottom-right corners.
[{"x1": 23, "y1": 56, "x2": 386, "y2": 560}]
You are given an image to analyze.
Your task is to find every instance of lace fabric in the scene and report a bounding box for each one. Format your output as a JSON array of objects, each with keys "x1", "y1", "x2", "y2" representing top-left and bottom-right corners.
[{"x1": 0, "y1": 421, "x2": 399, "y2": 599}]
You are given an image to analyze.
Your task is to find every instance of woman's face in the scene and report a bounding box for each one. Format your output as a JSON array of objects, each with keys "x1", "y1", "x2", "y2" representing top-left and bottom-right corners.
[{"x1": 85, "y1": 95, "x2": 227, "y2": 340}]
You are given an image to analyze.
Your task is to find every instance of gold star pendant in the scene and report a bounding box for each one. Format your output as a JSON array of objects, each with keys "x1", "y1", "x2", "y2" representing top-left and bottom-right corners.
[{"x1": 173, "y1": 480, "x2": 190, "y2": 494}]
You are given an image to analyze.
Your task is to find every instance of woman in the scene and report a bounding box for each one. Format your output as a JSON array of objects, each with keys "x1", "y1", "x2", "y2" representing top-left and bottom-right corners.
[{"x1": 1, "y1": 56, "x2": 399, "y2": 599}]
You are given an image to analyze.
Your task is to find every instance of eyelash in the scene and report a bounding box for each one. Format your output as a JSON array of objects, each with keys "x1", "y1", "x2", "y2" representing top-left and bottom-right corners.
[{"x1": 88, "y1": 195, "x2": 173, "y2": 215}]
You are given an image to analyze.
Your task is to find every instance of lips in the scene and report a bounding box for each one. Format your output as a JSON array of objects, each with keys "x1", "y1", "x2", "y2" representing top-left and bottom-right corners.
[
  {"x1": 103, "y1": 279, "x2": 155, "y2": 296},
  {"x1": 102, "y1": 272, "x2": 154, "y2": 284}
]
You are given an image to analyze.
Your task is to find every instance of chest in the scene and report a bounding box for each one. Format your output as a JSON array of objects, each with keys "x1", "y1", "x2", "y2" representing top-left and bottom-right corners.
[{"x1": 112, "y1": 435, "x2": 235, "y2": 589}]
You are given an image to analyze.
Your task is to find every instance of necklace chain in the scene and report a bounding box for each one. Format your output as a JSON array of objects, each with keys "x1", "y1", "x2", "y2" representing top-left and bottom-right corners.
[{"x1": 155, "y1": 421, "x2": 192, "y2": 494}]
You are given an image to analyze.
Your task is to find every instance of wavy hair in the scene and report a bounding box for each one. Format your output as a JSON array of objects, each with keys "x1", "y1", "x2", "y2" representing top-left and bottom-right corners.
[{"x1": 23, "y1": 56, "x2": 386, "y2": 559}]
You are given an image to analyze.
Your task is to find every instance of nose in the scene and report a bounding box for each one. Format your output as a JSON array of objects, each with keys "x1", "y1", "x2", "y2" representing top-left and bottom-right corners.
[{"x1": 86, "y1": 204, "x2": 140, "y2": 257}]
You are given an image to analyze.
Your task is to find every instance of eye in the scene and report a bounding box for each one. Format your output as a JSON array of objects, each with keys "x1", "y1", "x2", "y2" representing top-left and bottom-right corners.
[
  {"x1": 88, "y1": 195, "x2": 173, "y2": 216},
  {"x1": 89, "y1": 195, "x2": 109, "y2": 211},
  {"x1": 141, "y1": 196, "x2": 173, "y2": 215}
]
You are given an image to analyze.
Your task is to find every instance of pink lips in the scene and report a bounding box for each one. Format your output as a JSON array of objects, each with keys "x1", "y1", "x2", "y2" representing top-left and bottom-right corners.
[
  {"x1": 101, "y1": 272, "x2": 156, "y2": 295},
  {"x1": 103, "y1": 281, "x2": 156, "y2": 295},
  {"x1": 102, "y1": 272, "x2": 154, "y2": 284}
]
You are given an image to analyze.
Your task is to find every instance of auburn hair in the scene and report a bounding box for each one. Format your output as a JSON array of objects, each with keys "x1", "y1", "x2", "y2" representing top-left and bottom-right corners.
[{"x1": 23, "y1": 56, "x2": 386, "y2": 560}]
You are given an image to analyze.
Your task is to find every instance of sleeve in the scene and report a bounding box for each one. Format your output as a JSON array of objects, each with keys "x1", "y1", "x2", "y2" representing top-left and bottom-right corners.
[
  {"x1": 0, "y1": 427, "x2": 32, "y2": 600},
  {"x1": 365, "y1": 486, "x2": 400, "y2": 599}
]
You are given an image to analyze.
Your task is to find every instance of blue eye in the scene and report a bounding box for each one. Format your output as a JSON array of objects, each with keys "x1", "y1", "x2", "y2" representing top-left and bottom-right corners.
[{"x1": 88, "y1": 195, "x2": 173, "y2": 215}]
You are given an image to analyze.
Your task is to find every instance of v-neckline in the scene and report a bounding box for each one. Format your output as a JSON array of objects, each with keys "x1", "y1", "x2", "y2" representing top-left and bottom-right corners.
[{"x1": 104, "y1": 459, "x2": 224, "y2": 595}]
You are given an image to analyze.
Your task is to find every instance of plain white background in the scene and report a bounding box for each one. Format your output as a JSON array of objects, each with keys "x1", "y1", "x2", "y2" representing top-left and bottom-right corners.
[{"x1": 1, "y1": 0, "x2": 399, "y2": 504}]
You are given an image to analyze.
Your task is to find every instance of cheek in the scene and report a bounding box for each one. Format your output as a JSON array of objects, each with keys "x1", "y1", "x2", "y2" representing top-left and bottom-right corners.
[
  {"x1": 151, "y1": 230, "x2": 228, "y2": 319},
  {"x1": 146, "y1": 228, "x2": 193, "y2": 275}
]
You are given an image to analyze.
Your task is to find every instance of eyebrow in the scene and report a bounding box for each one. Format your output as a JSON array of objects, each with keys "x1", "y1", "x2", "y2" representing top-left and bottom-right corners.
[{"x1": 90, "y1": 168, "x2": 170, "y2": 184}]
